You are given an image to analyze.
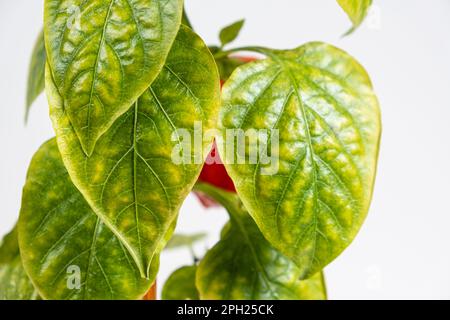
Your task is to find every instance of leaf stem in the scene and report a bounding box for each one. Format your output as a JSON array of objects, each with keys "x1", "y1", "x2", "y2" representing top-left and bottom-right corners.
[
  {"x1": 213, "y1": 46, "x2": 271, "y2": 60},
  {"x1": 188, "y1": 245, "x2": 199, "y2": 264}
]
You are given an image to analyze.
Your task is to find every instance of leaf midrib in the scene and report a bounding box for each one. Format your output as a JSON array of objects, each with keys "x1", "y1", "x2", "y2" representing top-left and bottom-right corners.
[
  {"x1": 132, "y1": 100, "x2": 143, "y2": 263},
  {"x1": 277, "y1": 58, "x2": 320, "y2": 272},
  {"x1": 86, "y1": 0, "x2": 115, "y2": 143},
  {"x1": 83, "y1": 217, "x2": 101, "y2": 299}
]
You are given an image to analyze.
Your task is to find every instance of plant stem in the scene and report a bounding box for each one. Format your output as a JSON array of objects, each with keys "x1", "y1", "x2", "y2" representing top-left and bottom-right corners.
[{"x1": 213, "y1": 46, "x2": 270, "y2": 60}]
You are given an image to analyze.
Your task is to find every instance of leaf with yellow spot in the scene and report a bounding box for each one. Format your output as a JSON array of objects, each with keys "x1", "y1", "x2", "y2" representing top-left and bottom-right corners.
[
  {"x1": 44, "y1": 0, "x2": 184, "y2": 155},
  {"x1": 0, "y1": 225, "x2": 39, "y2": 300},
  {"x1": 47, "y1": 26, "x2": 220, "y2": 278},
  {"x1": 195, "y1": 183, "x2": 327, "y2": 300},
  {"x1": 18, "y1": 139, "x2": 160, "y2": 299},
  {"x1": 337, "y1": 0, "x2": 373, "y2": 35},
  {"x1": 218, "y1": 43, "x2": 381, "y2": 279}
]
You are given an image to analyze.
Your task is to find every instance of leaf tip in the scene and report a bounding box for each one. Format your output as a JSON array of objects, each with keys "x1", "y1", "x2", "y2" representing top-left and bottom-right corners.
[
  {"x1": 341, "y1": 26, "x2": 356, "y2": 37},
  {"x1": 219, "y1": 19, "x2": 246, "y2": 48}
]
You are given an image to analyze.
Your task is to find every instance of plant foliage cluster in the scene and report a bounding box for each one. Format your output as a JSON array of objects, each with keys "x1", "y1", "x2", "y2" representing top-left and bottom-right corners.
[{"x1": 0, "y1": 0, "x2": 379, "y2": 300}]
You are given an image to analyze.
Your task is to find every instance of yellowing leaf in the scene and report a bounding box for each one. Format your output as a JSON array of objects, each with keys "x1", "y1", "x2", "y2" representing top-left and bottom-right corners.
[
  {"x1": 47, "y1": 26, "x2": 220, "y2": 277},
  {"x1": 19, "y1": 139, "x2": 156, "y2": 300},
  {"x1": 44, "y1": 0, "x2": 183, "y2": 155},
  {"x1": 337, "y1": 0, "x2": 373, "y2": 35},
  {"x1": 0, "y1": 226, "x2": 39, "y2": 300},
  {"x1": 195, "y1": 183, "x2": 327, "y2": 300},
  {"x1": 219, "y1": 43, "x2": 381, "y2": 279}
]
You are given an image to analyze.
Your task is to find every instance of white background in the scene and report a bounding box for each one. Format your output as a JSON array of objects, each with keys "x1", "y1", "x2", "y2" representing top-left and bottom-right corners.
[{"x1": 1, "y1": 0, "x2": 450, "y2": 299}]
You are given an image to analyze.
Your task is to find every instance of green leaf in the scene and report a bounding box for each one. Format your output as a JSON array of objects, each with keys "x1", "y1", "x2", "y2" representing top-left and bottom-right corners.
[
  {"x1": 337, "y1": 0, "x2": 373, "y2": 35},
  {"x1": 219, "y1": 19, "x2": 245, "y2": 48},
  {"x1": 0, "y1": 226, "x2": 39, "y2": 300},
  {"x1": 0, "y1": 226, "x2": 20, "y2": 264},
  {"x1": 25, "y1": 30, "x2": 46, "y2": 123},
  {"x1": 18, "y1": 139, "x2": 158, "y2": 300},
  {"x1": 195, "y1": 183, "x2": 327, "y2": 300},
  {"x1": 47, "y1": 26, "x2": 220, "y2": 278},
  {"x1": 162, "y1": 265, "x2": 199, "y2": 300},
  {"x1": 218, "y1": 43, "x2": 381, "y2": 279},
  {"x1": 44, "y1": 0, "x2": 184, "y2": 155},
  {"x1": 165, "y1": 233, "x2": 207, "y2": 250}
]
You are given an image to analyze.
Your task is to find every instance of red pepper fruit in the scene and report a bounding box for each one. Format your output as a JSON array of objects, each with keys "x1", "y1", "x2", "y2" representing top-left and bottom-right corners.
[{"x1": 196, "y1": 141, "x2": 236, "y2": 207}]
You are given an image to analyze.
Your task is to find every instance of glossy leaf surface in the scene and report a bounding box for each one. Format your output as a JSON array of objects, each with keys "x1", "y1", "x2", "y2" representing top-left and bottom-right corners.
[
  {"x1": 44, "y1": 0, "x2": 183, "y2": 155},
  {"x1": 19, "y1": 139, "x2": 155, "y2": 300},
  {"x1": 219, "y1": 43, "x2": 381, "y2": 278},
  {"x1": 195, "y1": 183, "x2": 327, "y2": 300},
  {"x1": 47, "y1": 26, "x2": 220, "y2": 277},
  {"x1": 162, "y1": 265, "x2": 199, "y2": 300},
  {"x1": 0, "y1": 226, "x2": 39, "y2": 300},
  {"x1": 25, "y1": 30, "x2": 46, "y2": 122},
  {"x1": 337, "y1": 0, "x2": 373, "y2": 35}
]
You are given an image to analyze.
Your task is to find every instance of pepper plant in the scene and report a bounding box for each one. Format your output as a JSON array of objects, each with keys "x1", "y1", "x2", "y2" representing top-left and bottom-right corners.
[{"x1": 0, "y1": 0, "x2": 380, "y2": 300}]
